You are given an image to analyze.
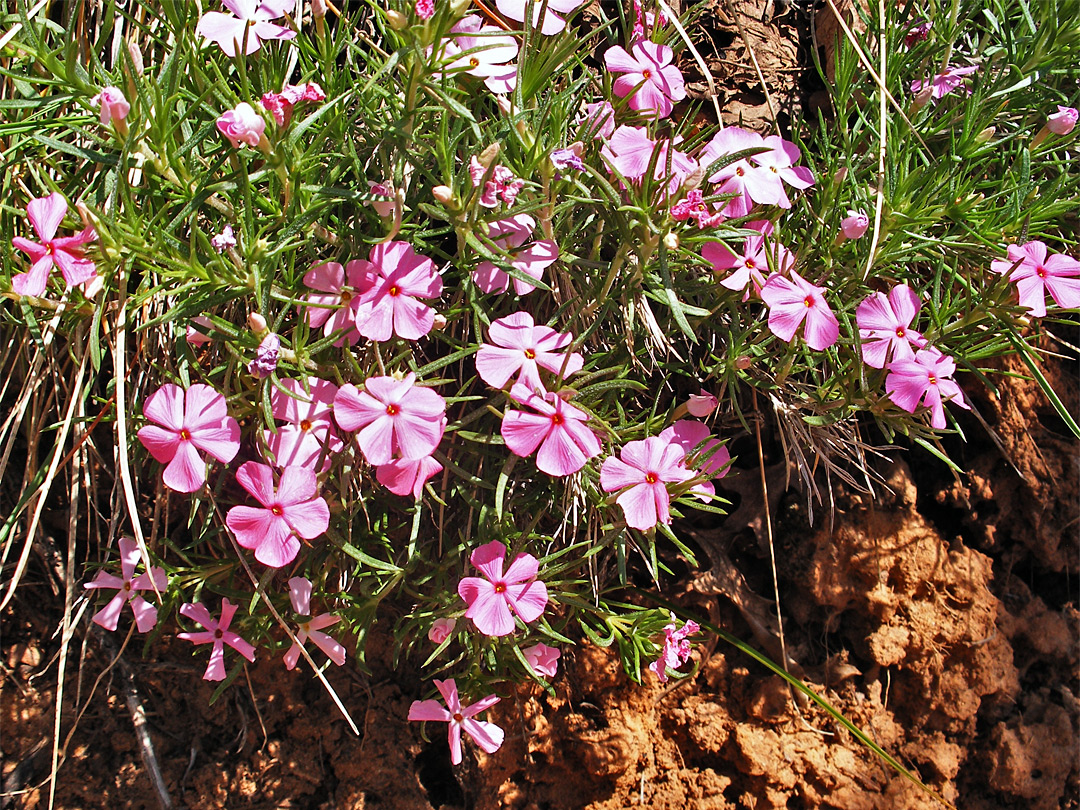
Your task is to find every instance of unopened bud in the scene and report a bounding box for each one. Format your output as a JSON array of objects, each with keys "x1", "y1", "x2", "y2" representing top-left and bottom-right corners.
[
  {"x1": 496, "y1": 95, "x2": 513, "y2": 115},
  {"x1": 663, "y1": 231, "x2": 680, "y2": 251},
  {"x1": 127, "y1": 41, "x2": 144, "y2": 74},
  {"x1": 832, "y1": 166, "x2": 848, "y2": 186},
  {"x1": 432, "y1": 313, "x2": 448, "y2": 330},
  {"x1": 975, "y1": 126, "x2": 996, "y2": 143},
  {"x1": 247, "y1": 312, "x2": 268, "y2": 334},
  {"x1": 432, "y1": 184, "x2": 454, "y2": 204},
  {"x1": 386, "y1": 9, "x2": 408, "y2": 29},
  {"x1": 478, "y1": 142, "x2": 500, "y2": 168},
  {"x1": 681, "y1": 166, "x2": 705, "y2": 193},
  {"x1": 311, "y1": 0, "x2": 327, "y2": 18},
  {"x1": 910, "y1": 85, "x2": 933, "y2": 113},
  {"x1": 735, "y1": 356, "x2": 752, "y2": 370}
]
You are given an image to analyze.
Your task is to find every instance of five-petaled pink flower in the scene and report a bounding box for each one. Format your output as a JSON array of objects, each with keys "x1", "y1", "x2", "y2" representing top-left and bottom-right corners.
[
  {"x1": 92, "y1": 86, "x2": 130, "y2": 126},
  {"x1": 476, "y1": 311, "x2": 583, "y2": 392},
  {"x1": 225, "y1": 461, "x2": 331, "y2": 568},
  {"x1": 750, "y1": 136, "x2": 816, "y2": 208},
  {"x1": 84, "y1": 537, "x2": 168, "y2": 633},
  {"x1": 458, "y1": 540, "x2": 548, "y2": 636},
  {"x1": 440, "y1": 16, "x2": 519, "y2": 95},
  {"x1": 856, "y1": 284, "x2": 927, "y2": 368},
  {"x1": 604, "y1": 41, "x2": 686, "y2": 119},
  {"x1": 910, "y1": 65, "x2": 978, "y2": 100},
  {"x1": 600, "y1": 125, "x2": 697, "y2": 194},
  {"x1": 472, "y1": 215, "x2": 558, "y2": 296},
  {"x1": 11, "y1": 192, "x2": 98, "y2": 297},
  {"x1": 702, "y1": 220, "x2": 793, "y2": 299},
  {"x1": 137, "y1": 383, "x2": 241, "y2": 493},
  {"x1": 216, "y1": 102, "x2": 266, "y2": 148},
  {"x1": 178, "y1": 599, "x2": 257, "y2": 682},
  {"x1": 885, "y1": 346, "x2": 970, "y2": 430},
  {"x1": 696, "y1": 126, "x2": 772, "y2": 217},
  {"x1": 501, "y1": 383, "x2": 601, "y2": 477},
  {"x1": 600, "y1": 436, "x2": 696, "y2": 531},
  {"x1": 658, "y1": 419, "x2": 730, "y2": 501},
  {"x1": 1047, "y1": 105, "x2": 1078, "y2": 136},
  {"x1": 283, "y1": 577, "x2": 346, "y2": 670},
  {"x1": 760, "y1": 270, "x2": 840, "y2": 351},
  {"x1": 263, "y1": 377, "x2": 344, "y2": 471},
  {"x1": 649, "y1": 614, "x2": 699, "y2": 682},
  {"x1": 197, "y1": 0, "x2": 297, "y2": 57},
  {"x1": 990, "y1": 241, "x2": 1080, "y2": 318},
  {"x1": 495, "y1": 0, "x2": 581, "y2": 35},
  {"x1": 408, "y1": 678, "x2": 504, "y2": 765},
  {"x1": 334, "y1": 373, "x2": 447, "y2": 465},
  {"x1": 303, "y1": 260, "x2": 365, "y2": 346},
  {"x1": 352, "y1": 241, "x2": 444, "y2": 341},
  {"x1": 376, "y1": 454, "x2": 444, "y2": 498},
  {"x1": 523, "y1": 642, "x2": 560, "y2": 678}
]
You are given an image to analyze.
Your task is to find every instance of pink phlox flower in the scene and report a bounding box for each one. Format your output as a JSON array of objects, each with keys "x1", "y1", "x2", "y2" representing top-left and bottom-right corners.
[
  {"x1": 577, "y1": 101, "x2": 616, "y2": 140},
  {"x1": 197, "y1": 0, "x2": 297, "y2": 57},
  {"x1": 523, "y1": 642, "x2": 560, "y2": 678},
  {"x1": 600, "y1": 435, "x2": 696, "y2": 530},
  {"x1": 350, "y1": 241, "x2": 443, "y2": 341},
  {"x1": 501, "y1": 382, "x2": 601, "y2": 477},
  {"x1": 262, "y1": 377, "x2": 344, "y2": 472},
  {"x1": 885, "y1": 346, "x2": 970, "y2": 430},
  {"x1": 458, "y1": 540, "x2": 548, "y2": 636},
  {"x1": 334, "y1": 373, "x2": 447, "y2": 465},
  {"x1": 92, "y1": 87, "x2": 129, "y2": 125},
  {"x1": 376, "y1": 454, "x2": 445, "y2": 498},
  {"x1": 495, "y1": 0, "x2": 581, "y2": 35},
  {"x1": 283, "y1": 577, "x2": 346, "y2": 670},
  {"x1": 840, "y1": 210, "x2": 869, "y2": 240},
  {"x1": 990, "y1": 241, "x2": 1080, "y2": 318},
  {"x1": 225, "y1": 461, "x2": 331, "y2": 568},
  {"x1": 472, "y1": 214, "x2": 559, "y2": 296},
  {"x1": 248, "y1": 333, "x2": 280, "y2": 378},
  {"x1": 408, "y1": 679, "x2": 504, "y2": 764},
  {"x1": 604, "y1": 40, "x2": 686, "y2": 120},
  {"x1": 367, "y1": 181, "x2": 396, "y2": 218},
  {"x1": 685, "y1": 390, "x2": 718, "y2": 418},
  {"x1": 216, "y1": 102, "x2": 266, "y2": 148},
  {"x1": 1047, "y1": 105, "x2": 1078, "y2": 136},
  {"x1": 260, "y1": 81, "x2": 325, "y2": 126},
  {"x1": 910, "y1": 65, "x2": 978, "y2": 100},
  {"x1": 856, "y1": 284, "x2": 928, "y2": 368},
  {"x1": 697, "y1": 127, "x2": 777, "y2": 217},
  {"x1": 648, "y1": 614, "x2": 699, "y2": 682},
  {"x1": 303, "y1": 260, "x2": 365, "y2": 346},
  {"x1": 137, "y1": 383, "x2": 241, "y2": 493},
  {"x1": 670, "y1": 190, "x2": 722, "y2": 228},
  {"x1": 469, "y1": 156, "x2": 525, "y2": 207},
  {"x1": 702, "y1": 220, "x2": 792, "y2": 299},
  {"x1": 178, "y1": 599, "x2": 257, "y2": 682},
  {"x1": 186, "y1": 316, "x2": 215, "y2": 346},
  {"x1": 428, "y1": 617, "x2": 457, "y2": 644},
  {"x1": 83, "y1": 537, "x2": 168, "y2": 633},
  {"x1": 476, "y1": 311, "x2": 584, "y2": 392},
  {"x1": 631, "y1": 0, "x2": 666, "y2": 39},
  {"x1": 415, "y1": 0, "x2": 435, "y2": 19},
  {"x1": 11, "y1": 192, "x2": 98, "y2": 297},
  {"x1": 550, "y1": 146, "x2": 585, "y2": 174},
  {"x1": 750, "y1": 135, "x2": 816, "y2": 208},
  {"x1": 760, "y1": 270, "x2": 840, "y2": 351},
  {"x1": 601, "y1": 125, "x2": 696, "y2": 194},
  {"x1": 658, "y1": 419, "x2": 730, "y2": 501},
  {"x1": 211, "y1": 224, "x2": 236, "y2": 252},
  {"x1": 440, "y1": 16, "x2": 519, "y2": 95},
  {"x1": 904, "y1": 19, "x2": 931, "y2": 48}
]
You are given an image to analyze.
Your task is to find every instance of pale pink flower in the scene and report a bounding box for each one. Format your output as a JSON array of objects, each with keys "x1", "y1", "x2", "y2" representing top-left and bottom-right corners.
[
  {"x1": 697, "y1": 127, "x2": 774, "y2": 217},
  {"x1": 476, "y1": 311, "x2": 583, "y2": 393},
  {"x1": 137, "y1": 383, "x2": 241, "y2": 493},
  {"x1": 648, "y1": 614, "x2": 699, "y2": 682},
  {"x1": 601, "y1": 125, "x2": 697, "y2": 194},
  {"x1": 750, "y1": 135, "x2": 816, "y2": 208},
  {"x1": 352, "y1": 241, "x2": 443, "y2": 341},
  {"x1": 1047, "y1": 105, "x2": 1078, "y2": 136},
  {"x1": 658, "y1": 419, "x2": 730, "y2": 501},
  {"x1": 885, "y1": 346, "x2": 969, "y2": 429},
  {"x1": 283, "y1": 577, "x2": 346, "y2": 670},
  {"x1": 225, "y1": 461, "x2": 331, "y2": 568},
  {"x1": 11, "y1": 192, "x2": 97, "y2": 297},
  {"x1": 376, "y1": 454, "x2": 444, "y2": 498},
  {"x1": 428, "y1": 617, "x2": 457, "y2": 644},
  {"x1": 334, "y1": 373, "x2": 447, "y2": 465},
  {"x1": 92, "y1": 86, "x2": 130, "y2": 125},
  {"x1": 458, "y1": 540, "x2": 548, "y2": 636},
  {"x1": 211, "y1": 225, "x2": 236, "y2": 252},
  {"x1": 600, "y1": 436, "x2": 695, "y2": 531},
  {"x1": 408, "y1": 679, "x2": 504, "y2": 764},
  {"x1": 84, "y1": 538, "x2": 168, "y2": 633},
  {"x1": 523, "y1": 642, "x2": 560, "y2": 678},
  {"x1": 260, "y1": 82, "x2": 325, "y2": 126},
  {"x1": 856, "y1": 284, "x2": 927, "y2": 368},
  {"x1": 604, "y1": 41, "x2": 686, "y2": 119},
  {"x1": 178, "y1": 599, "x2": 257, "y2": 682},
  {"x1": 685, "y1": 390, "x2": 718, "y2": 418},
  {"x1": 577, "y1": 101, "x2": 615, "y2": 140},
  {"x1": 495, "y1": 0, "x2": 581, "y2": 35},
  {"x1": 910, "y1": 65, "x2": 978, "y2": 100},
  {"x1": 216, "y1": 102, "x2": 266, "y2": 148},
  {"x1": 760, "y1": 271, "x2": 840, "y2": 351},
  {"x1": 415, "y1": 0, "x2": 435, "y2": 19},
  {"x1": 472, "y1": 214, "x2": 558, "y2": 296},
  {"x1": 248, "y1": 333, "x2": 280, "y2": 378},
  {"x1": 990, "y1": 241, "x2": 1080, "y2": 317},
  {"x1": 702, "y1": 220, "x2": 793, "y2": 299},
  {"x1": 302, "y1": 260, "x2": 365, "y2": 346},
  {"x1": 186, "y1": 316, "x2": 215, "y2": 345},
  {"x1": 197, "y1": 0, "x2": 297, "y2": 57},
  {"x1": 840, "y1": 210, "x2": 869, "y2": 240},
  {"x1": 262, "y1": 377, "x2": 344, "y2": 471},
  {"x1": 501, "y1": 383, "x2": 601, "y2": 477},
  {"x1": 440, "y1": 16, "x2": 519, "y2": 95}
]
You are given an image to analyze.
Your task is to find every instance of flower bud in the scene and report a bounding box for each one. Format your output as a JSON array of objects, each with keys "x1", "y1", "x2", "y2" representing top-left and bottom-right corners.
[
  {"x1": 663, "y1": 231, "x2": 680, "y2": 251},
  {"x1": 477, "y1": 142, "x2": 500, "y2": 168},
  {"x1": 432, "y1": 313, "x2": 448, "y2": 330},
  {"x1": 92, "y1": 86, "x2": 130, "y2": 126},
  {"x1": 428, "y1": 618, "x2": 456, "y2": 644},
  {"x1": 975, "y1": 126, "x2": 996, "y2": 143},
  {"x1": 832, "y1": 166, "x2": 848, "y2": 186},
  {"x1": 248, "y1": 333, "x2": 280, "y2": 378},
  {"x1": 686, "y1": 390, "x2": 719, "y2": 418},
  {"x1": 680, "y1": 166, "x2": 705, "y2": 194},
  {"x1": 127, "y1": 41, "x2": 144, "y2": 75},
  {"x1": 840, "y1": 210, "x2": 869, "y2": 240},
  {"x1": 1047, "y1": 105, "x2": 1078, "y2": 136},
  {"x1": 496, "y1": 95, "x2": 513, "y2": 115},
  {"x1": 216, "y1": 102, "x2": 266, "y2": 149},
  {"x1": 735, "y1": 356, "x2": 752, "y2": 370},
  {"x1": 432, "y1": 185, "x2": 455, "y2": 204},
  {"x1": 386, "y1": 9, "x2": 408, "y2": 29},
  {"x1": 247, "y1": 312, "x2": 268, "y2": 334},
  {"x1": 311, "y1": 0, "x2": 327, "y2": 18}
]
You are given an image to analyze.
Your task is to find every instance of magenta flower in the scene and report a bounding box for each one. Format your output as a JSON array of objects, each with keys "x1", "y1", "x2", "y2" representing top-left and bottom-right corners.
[
  {"x1": 648, "y1": 615, "x2": 699, "y2": 682},
  {"x1": 458, "y1": 540, "x2": 548, "y2": 636},
  {"x1": 840, "y1": 210, "x2": 869, "y2": 240},
  {"x1": 670, "y1": 190, "x2": 722, "y2": 228},
  {"x1": 495, "y1": 0, "x2": 581, "y2": 35},
  {"x1": 351, "y1": 241, "x2": 443, "y2": 342},
  {"x1": 910, "y1": 65, "x2": 978, "y2": 100},
  {"x1": 196, "y1": 0, "x2": 297, "y2": 57},
  {"x1": 248, "y1": 333, "x2": 280, "y2": 378},
  {"x1": 600, "y1": 436, "x2": 695, "y2": 531},
  {"x1": 904, "y1": 19, "x2": 931, "y2": 48},
  {"x1": 702, "y1": 220, "x2": 793, "y2": 299},
  {"x1": 92, "y1": 87, "x2": 129, "y2": 125},
  {"x1": 262, "y1": 377, "x2": 344, "y2": 472},
  {"x1": 523, "y1": 642, "x2": 560, "y2": 678},
  {"x1": 604, "y1": 41, "x2": 686, "y2": 119},
  {"x1": 225, "y1": 461, "x2": 330, "y2": 568},
  {"x1": 885, "y1": 347, "x2": 970, "y2": 430},
  {"x1": 260, "y1": 82, "x2": 325, "y2": 126},
  {"x1": 990, "y1": 241, "x2": 1080, "y2": 318},
  {"x1": 137, "y1": 383, "x2": 241, "y2": 493},
  {"x1": 303, "y1": 260, "x2": 365, "y2": 346},
  {"x1": 366, "y1": 181, "x2": 396, "y2": 218},
  {"x1": 685, "y1": 390, "x2": 718, "y2": 418},
  {"x1": 283, "y1": 577, "x2": 346, "y2": 670},
  {"x1": 476, "y1": 311, "x2": 583, "y2": 392},
  {"x1": 428, "y1": 617, "x2": 457, "y2": 644},
  {"x1": 601, "y1": 125, "x2": 697, "y2": 194},
  {"x1": 472, "y1": 214, "x2": 558, "y2": 296},
  {"x1": 376, "y1": 454, "x2": 444, "y2": 498},
  {"x1": 415, "y1": 0, "x2": 435, "y2": 18},
  {"x1": 658, "y1": 419, "x2": 730, "y2": 500},
  {"x1": 84, "y1": 538, "x2": 168, "y2": 633},
  {"x1": 1047, "y1": 105, "x2": 1078, "y2": 136},
  {"x1": 501, "y1": 383, "x2": 601, "y2": 477},
  {"x1": 11, "y1": 192, "x2": 98, "y2": 297},
  {"x1": 408, "y1": 679, "x2": 504, "y2": 765},
  {"x1": 216, "y1": 102, "x2": 267, "y2": 149},
  {"x1": 856, "y1": 284, "x2": 927, "y2": 368},
  {"x1": 178, "y1": 599, "x2": 257, "y2": 682},
  {"x1": 469, "y1": 157, "x2": 525, "y2": 207},
  {"x1": 760, "y1": 270, "x2": 840, "y2": 351},
  {"x1": 440, "y1": 16, "x2": 519, "y2": 95},
  {"x1": 334, "y1": 373, "x2": 447, "y2": 465},
  {"x1": 211, "y1": 225, "x2": 236, "y2": 252}
]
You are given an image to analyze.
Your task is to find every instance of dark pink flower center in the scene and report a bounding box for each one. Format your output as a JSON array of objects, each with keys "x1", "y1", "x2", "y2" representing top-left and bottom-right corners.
[
  {"x1": 340, "y1": 290, "x2": 353, "y2": 303},
  {"x1": 123, "y1": 581, "x2": 132, "y2": 592},
  {"x1": 803, "y1": 296, "x2": 815, "y2": 308},
  {"x1": 645, "y1": 472, "x2": 658, "y2": 484},
  {"x1": 300, "y1": 419, "x2": 313, "y2": 431},
  {"x1": 214, "y1": 629, "x2": 224, "y2": 639},
  {"x1": 494, "y1": 583, "x2": 507, "y2": 594},
  {"x1": 179, "y1": 428, "x2": 192, "y2": 441},
  {"x1": 927, "y1": 374, "x2": 938, "y2": 386},
  {"x1": 895, "y1": 327, "x2": 905, "y2": 338},
  {"x1": 1037, "y1": 267, "x2": 1046, "y2": 278},
  {"x1": 46, "y1": 243, "x2": 56, "y2": 255},
  {"x1": 524, "y1": 349, "x2": 537, "y2": 359},
  {"x1": 469, "y1": 58, "x2": 480, "y2": 68},
  {"x1": 735, "y1": 167, "x2": 745, "y2": 177},
  {"x1": 453, "y1": 712, "x2": 464, "y2": 722},
  {"x1": 271, "y1": 505, "x2": 284, "y2": 516},
  {"x1": 642, "y1": 69, "x2": 652, "y2": 79},
  {"x1": 386, "y1": 404, "x2": 399, "y2": 416},
  {"x1": 388, "y1": 285, "x2": 401, "y2": 297},
  {"x1": 745, "y1": 259, "x2": 756, "y2": 269},
  {"x1": 551, "y1": 413, "x2": 563, "y2": 426}
]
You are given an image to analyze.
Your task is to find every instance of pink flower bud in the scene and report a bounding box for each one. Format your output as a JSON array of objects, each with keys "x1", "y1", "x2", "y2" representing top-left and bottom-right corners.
[
  {"x1": 686, "y1": 390, "x2": 718, "y2": 418},
  {"x1": 216, "y1": 102, "x2": 266, "y2": 148},
  {"x1": 840, "y1": 210, "x2": 869, "y2": 240},
  {"x1": 432, "y1": 185, "x2": 455, "y2": 204},
  {"x1": 522, "y1": 642, "x2": 560, "y2": 678},
  {"x1": 93, "y1": 86, "x2": 130, "y2": 126},
  {"x1": 186, "y1": 316, "x2": 214, "y2": 345},
  {"x1": 1047, "y1": 105, "x2": 1078, "y2": 136},
  {"x1": 428, "y1": 618, "x2": 456, "y2": 644},
  {"x1": 247, "y1": 312, "x2": 268, "y2": 334}
]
